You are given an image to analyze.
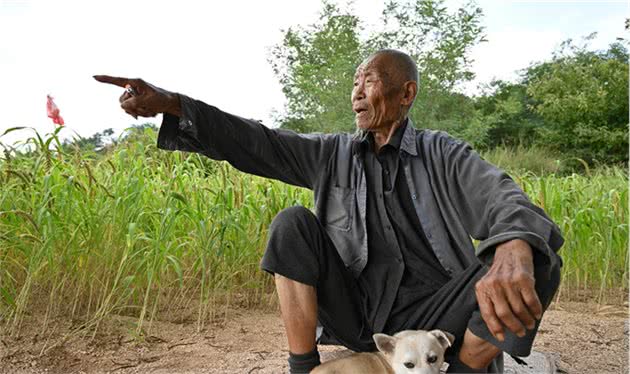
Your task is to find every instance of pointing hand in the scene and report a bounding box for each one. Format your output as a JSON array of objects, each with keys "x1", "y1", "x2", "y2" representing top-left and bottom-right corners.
[{"x1": 93, "y1": 75, "x2": 181, "y2": 119}]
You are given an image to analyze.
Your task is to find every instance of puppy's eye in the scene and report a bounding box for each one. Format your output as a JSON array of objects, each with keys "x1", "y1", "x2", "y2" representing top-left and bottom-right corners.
[
  {"x1": 427, "y1": 355, "x2": 438, "y2": 364},
  {"x1": 404, "y1": 362, "x2": 415, "y2": 369}
]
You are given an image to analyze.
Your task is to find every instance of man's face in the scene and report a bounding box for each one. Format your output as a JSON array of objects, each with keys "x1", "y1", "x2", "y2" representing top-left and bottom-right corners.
[{"x1": 351, "y1": 55, "x2": 404, "y2": 132}]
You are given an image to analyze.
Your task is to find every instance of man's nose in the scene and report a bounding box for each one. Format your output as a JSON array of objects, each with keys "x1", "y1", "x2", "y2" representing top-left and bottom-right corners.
[{"x1": 352, "y1": 83, "x2": 365, "y2": 102}]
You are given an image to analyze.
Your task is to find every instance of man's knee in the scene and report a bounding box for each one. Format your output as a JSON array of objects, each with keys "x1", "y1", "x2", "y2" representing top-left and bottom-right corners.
[
  {"x1": 262, "y1": 206, "x2": 322, "y2": 286},
  {"x1": 269, "y1": 205, "x2": 318, "y2": 236}
]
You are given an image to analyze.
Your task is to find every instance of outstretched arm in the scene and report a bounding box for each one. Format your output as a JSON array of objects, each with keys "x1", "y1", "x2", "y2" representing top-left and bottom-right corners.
[{"x1": 94, "y1": 75, "x2": 335, "y2": 189}]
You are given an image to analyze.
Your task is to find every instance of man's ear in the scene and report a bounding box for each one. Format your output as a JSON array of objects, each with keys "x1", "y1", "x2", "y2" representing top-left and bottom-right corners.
[
  {"x1": 429, "y1": 330, "x2": 455, "y2": 349},
  {"x1": 373, "y1": 333, "x2": 397, "y2": 355},
  {"x1": 401, "y1": 80, "x2": 417, "y2": 107}
]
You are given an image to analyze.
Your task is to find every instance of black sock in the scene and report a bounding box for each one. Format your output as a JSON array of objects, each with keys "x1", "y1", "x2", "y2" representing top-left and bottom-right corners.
[
  {"x1": 288, "y1": 348, "x2": 321, "y2": 374},
  {"x1": 446, "y1": 355, "x2": 488, "y2": 373}
]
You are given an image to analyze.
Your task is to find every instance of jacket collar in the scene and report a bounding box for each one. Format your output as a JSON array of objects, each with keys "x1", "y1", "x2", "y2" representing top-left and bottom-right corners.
[
  {"x1": 400, "y1": 118, "x2": 418, "y2": 156},
  {"x1": 353, "y1": 118, "x2": 418, "y2": 157}
]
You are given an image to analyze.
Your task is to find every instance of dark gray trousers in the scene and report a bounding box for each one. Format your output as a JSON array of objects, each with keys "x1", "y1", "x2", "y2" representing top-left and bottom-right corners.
[{"x1": 261, "y1": 206, "x2": 561, "y2": 369}]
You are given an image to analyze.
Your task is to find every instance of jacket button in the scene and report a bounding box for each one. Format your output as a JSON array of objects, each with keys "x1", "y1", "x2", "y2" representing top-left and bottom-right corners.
[
  {"x1": 179, "y1": 119, "x2": 193, "y2": 130},
  {"x1": 411, "y1": 194, "x2": 417, "y2": 200},
  {"x1": 427, "y1": 232, "x2": 432, "y2": 239}
]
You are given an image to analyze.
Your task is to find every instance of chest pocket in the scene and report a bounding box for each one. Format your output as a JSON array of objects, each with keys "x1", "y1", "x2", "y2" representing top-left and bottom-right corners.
[{"x1": 323, "y1": 186, "x2": 355, "y2": 231}]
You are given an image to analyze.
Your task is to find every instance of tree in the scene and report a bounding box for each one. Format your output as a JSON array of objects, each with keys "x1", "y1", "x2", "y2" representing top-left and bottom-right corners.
[
  {"x1": 526, "y1": 35, "x2": 629, "y2": 164},
  {"x1": 474, "y1": 80, "x2": 543, "y2": 148},
  {"x1": 269, "y1": 1, "x2": 363, "y2": 133}
]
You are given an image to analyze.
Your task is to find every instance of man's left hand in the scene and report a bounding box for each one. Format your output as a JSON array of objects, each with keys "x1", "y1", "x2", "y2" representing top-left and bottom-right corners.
[{"x1": 475, "y1": 239, "x2": 542, "y2": 342}]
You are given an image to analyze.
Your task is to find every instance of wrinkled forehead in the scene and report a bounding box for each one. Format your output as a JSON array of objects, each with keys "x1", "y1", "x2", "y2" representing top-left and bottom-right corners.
[
  {"x1": 353, "y1": 63, "x2": 371, "y2": 79},
  {"x1": 354, "y1": 55, "x2": 391, "y2": 79}
]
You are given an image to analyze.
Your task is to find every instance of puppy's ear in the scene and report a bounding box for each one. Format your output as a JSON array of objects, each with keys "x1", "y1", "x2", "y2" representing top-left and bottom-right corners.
[
  {"x1": 373, "y1": 333, "x2": 397, "y2": 355},
  {"x1": 429, "y1": 330, "x2": 455, "y2": 349}
]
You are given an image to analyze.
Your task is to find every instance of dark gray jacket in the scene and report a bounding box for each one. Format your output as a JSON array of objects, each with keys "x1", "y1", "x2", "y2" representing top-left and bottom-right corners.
[{"x1": 157, "y1": 95, "x2": 564, "y2": 278}]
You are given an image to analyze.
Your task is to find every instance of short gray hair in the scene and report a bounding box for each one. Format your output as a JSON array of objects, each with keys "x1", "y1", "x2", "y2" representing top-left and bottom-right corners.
[{"x1": 369, "y1": 49, "x2": 418, "y2": 85}]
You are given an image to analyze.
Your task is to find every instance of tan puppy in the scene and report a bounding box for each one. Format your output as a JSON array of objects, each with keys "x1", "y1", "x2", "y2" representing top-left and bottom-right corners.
[{"x1": 312, "y1": 329, "x2": 455, "y2": 374}]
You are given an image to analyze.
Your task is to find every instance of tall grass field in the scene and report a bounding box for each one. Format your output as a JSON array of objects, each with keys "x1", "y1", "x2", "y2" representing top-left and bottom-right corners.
[{"x1": 0, "y1": 127, "x2": 627, "y2": 335}]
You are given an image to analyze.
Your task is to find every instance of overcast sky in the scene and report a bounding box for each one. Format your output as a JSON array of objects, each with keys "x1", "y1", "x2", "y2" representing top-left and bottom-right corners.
[{"x1": 0, "y1": 0, "x2": 627, "y2": 145}]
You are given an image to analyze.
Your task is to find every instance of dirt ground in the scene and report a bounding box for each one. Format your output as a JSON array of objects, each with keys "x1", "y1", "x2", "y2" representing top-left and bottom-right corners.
[{"x1": 0, "y1": 301, "x2": 627, "y2": 374}]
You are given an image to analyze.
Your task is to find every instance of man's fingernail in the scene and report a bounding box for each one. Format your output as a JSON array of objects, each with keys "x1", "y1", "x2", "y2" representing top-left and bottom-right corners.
[
  {"x1": 527, "y1": 323, "x2": 535, "y2": 330},
  {"x1": 496, "y1": 333, "x2": 504, "y2": 341},
  {"x1": 517, "y1": 330, "x2": 526, "y2": 337}
]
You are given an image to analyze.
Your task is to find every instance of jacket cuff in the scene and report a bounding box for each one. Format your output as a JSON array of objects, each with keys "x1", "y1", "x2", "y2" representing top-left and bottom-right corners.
[
  {"x1": 476, "y1": 231, "x2": 560, "y2": 267},
  {"x1": 157, "y1": 94, "x2": 197, "y2": 151}
]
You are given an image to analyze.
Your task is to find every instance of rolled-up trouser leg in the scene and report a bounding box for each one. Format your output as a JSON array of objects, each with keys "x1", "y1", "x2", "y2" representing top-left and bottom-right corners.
[{"x1": 261, "y1": 206, "x2": 374, "y2": 352}]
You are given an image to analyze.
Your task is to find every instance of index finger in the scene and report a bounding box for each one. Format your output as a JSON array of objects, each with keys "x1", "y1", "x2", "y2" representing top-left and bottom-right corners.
[{"x1": 93, "y1": 75, "x2": 130, "y2": 88}]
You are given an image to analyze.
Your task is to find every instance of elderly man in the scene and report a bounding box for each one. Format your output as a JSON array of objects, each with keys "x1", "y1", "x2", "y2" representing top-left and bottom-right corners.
[{"x1": 95, "y1": 49, "x2": 563, "y2": 373}]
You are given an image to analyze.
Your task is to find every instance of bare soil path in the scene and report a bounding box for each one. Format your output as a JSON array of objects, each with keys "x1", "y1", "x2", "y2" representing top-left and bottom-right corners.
[{"x1": 1, "y1": 302, "x2": 627, "y2": 373}]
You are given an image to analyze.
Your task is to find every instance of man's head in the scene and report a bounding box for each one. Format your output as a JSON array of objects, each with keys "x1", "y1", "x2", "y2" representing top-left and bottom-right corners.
[{"x1": 351, "y1": 49, "x2": 418, "y2": 132}]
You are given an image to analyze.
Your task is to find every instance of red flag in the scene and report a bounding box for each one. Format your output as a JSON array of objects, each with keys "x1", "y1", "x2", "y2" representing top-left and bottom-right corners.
[{"x1": 46, "y1": 94, "x2": 64, "y2": 126}]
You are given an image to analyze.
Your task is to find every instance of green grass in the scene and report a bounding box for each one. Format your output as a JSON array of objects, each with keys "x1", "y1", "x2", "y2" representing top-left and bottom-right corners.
[
  {"x1": 513, "y1": 167, "x2": 628, "y2": 304},
  {"x1": 481, "y1": 144, "x2": 563, "y2": 176},
  {"x1": 0, "y1": 127, "x2": 627, "y2": 335}
]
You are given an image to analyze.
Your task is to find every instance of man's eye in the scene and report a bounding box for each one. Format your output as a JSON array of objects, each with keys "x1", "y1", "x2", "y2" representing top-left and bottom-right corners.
[
  {"x1": 404, "y1": 362, "x2": 415, "y2": 369},
  {"x1": 427, "y1": 355, "x2": 437, "y2": 364},
  {"x1": 353, "y1": 82, "x2": 359, "y2": 86}
]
